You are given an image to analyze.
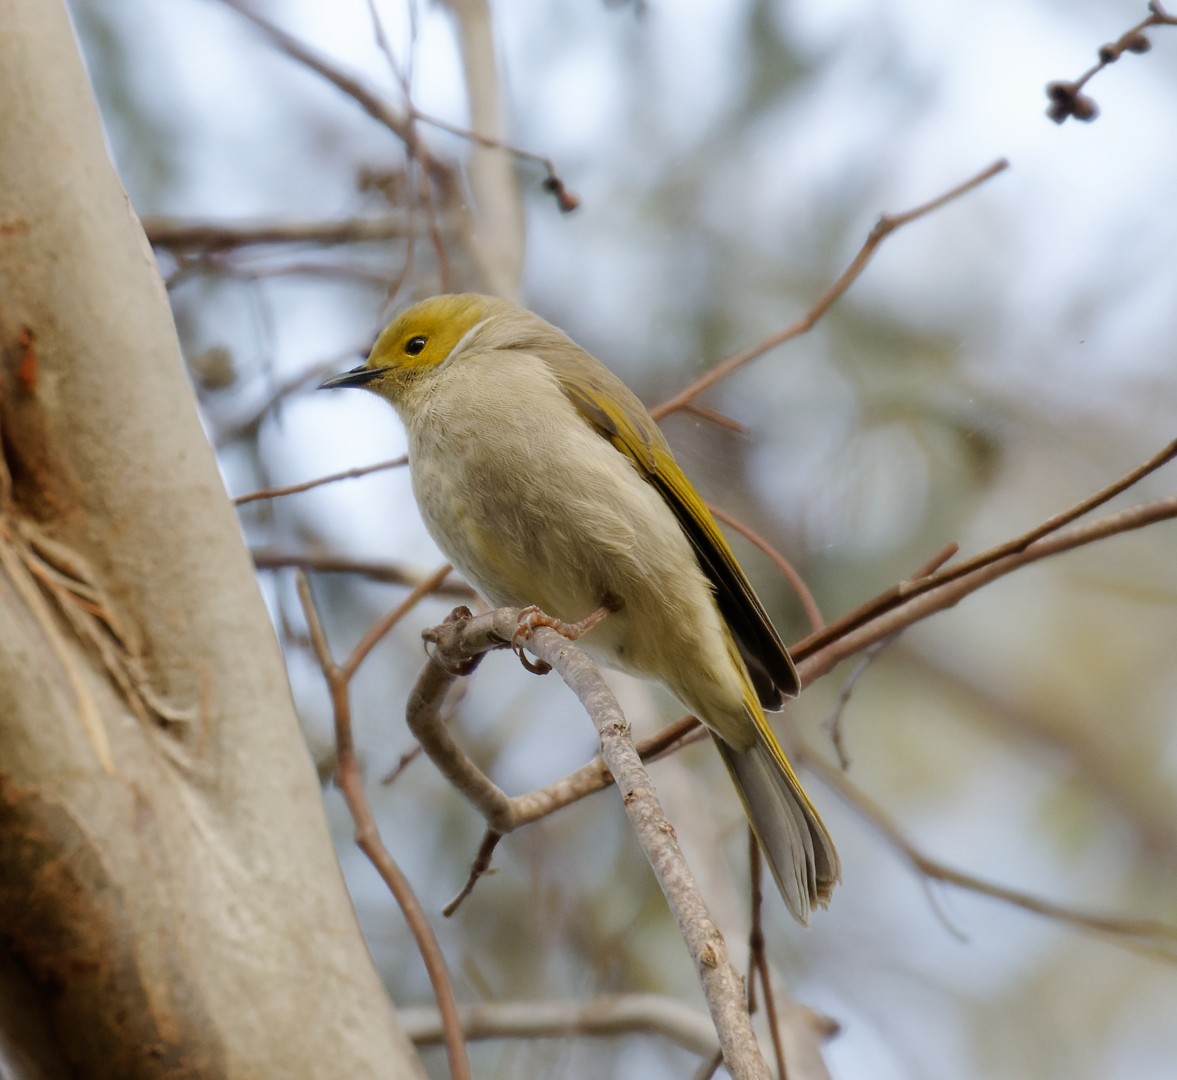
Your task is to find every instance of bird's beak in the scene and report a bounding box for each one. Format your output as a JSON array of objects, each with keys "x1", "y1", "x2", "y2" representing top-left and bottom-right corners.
[{"x1": 319, "y1": 364, "x2": 389, "y2": 390}]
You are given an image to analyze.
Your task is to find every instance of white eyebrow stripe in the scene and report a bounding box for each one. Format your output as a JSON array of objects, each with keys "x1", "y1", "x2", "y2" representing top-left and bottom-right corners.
[{"x1": 439, "y1": 317, "x2": 492, "y2": 370}]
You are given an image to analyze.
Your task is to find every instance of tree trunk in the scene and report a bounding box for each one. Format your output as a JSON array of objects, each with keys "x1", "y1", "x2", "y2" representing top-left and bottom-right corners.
[{"x1": 0, "y1": 2, "x2": 424, "y2": 1076}]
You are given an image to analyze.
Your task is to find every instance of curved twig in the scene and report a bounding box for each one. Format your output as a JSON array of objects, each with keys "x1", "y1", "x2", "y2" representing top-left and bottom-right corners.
[
  {"x1": 651, "y1": 159, "x2": 1009, "y2": 420},
  {"x1": 295, "y1": 572, "x2": 471, "y2": 1080}
]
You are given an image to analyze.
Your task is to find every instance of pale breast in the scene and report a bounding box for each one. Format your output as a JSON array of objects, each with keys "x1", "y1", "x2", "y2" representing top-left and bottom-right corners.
[{"x1": 406, "y1": 349, "x2": 750, "y2": 739}]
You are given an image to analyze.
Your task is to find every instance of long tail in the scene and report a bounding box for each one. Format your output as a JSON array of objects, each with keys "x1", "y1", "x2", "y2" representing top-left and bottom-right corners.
[{"x1": 714, "y1": 722, "x2": 840, "y2": 925}]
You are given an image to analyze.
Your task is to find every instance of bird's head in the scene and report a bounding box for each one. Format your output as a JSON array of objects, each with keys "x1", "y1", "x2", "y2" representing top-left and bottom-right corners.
[{"x1": 320, "y1": 293, "x2": 505, "y2": 403}]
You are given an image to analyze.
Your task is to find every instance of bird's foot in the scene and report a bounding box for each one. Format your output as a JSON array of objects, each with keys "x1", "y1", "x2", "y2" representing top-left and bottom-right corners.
[{"x1": 511, "y1": 597, "x2": 620, "y2": 675}]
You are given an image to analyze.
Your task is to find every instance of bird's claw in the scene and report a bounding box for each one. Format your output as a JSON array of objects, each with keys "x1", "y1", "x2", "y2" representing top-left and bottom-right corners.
[
  {"x1": 511, "y1": 605, "x2": 556, "y2": 675},
  {"x1": 510, "y1": 600, "x2": 620, "y2": 675}
]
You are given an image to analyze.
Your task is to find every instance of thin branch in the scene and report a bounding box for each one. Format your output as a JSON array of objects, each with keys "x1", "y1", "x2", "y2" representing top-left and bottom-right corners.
[
  {"x1": 212, "y1": 352, "x2": 366, "y2": 449},
  {"x1": 397, "y1": 993, "x2": 719, "y2": 1057},
  {"x1": 708, "y1": 502, "x2": 824, "y2": 633},
  {"x1": 794, "y1": 437, "x2": 1177, "y2": 662},
  {"x1": 746, "y1": 838, "x2": 788, "y2": 1078},
  {"x1": 234, "y1": 456, "x2": 408, "y2": 506},
  {"x1": 802, "y1": 750, "x2": 1177, "y2": 960},
  {"x1": 214, "y1": 0, "x2": 414, "y2": 145},
  {"x1": 1046, "y1": 1, "x2": 1177, "y2": 123},
  {"x1": 143, "y1": 215, "x2": 430, "y2": 252},
  {"x1": 294, "y1": 572, "x2": 471, "y2": 1080},
  {"x1": 406, "y1": 614, "x2": 522, "y2": 836},
  {"x1": 746, "y1": 837, "x2": 839, "y2": 1080},
  {"x1": 211, "y1": 0, "x2": 457, "y2": 284},
  {"x1": 910, "y1": 541, "x2": 960, "y2": 580},
  {"x1": 822, "y1": 541, "x2": 953, "y2": 767},
  {"x1": 405, "y1": 659, "x2": 699, "y2": 871},
  {"x1": 442, "y1": 829, "x2": 503, "y2": 917},
  {"x1": 651, "y1": 159, "x2": 1009, "y2": 420},
  {"x1": 342, "y1": 562, "x2": 453, "y2": 679},
  {"x1": 692, "y1": 1050, "x2": 724, "y2": 1080},
  {"x1": 525, "y1": 619, "x2": 772, "y2": 1079},
  {"x1": 363, "y1": 0, "x2": 411, "y2": 89},
  {"x1": 822, "y1": 636, "x2": 895, "y2": 771},
  {"x1": 254, "y1": 549, "x2": 474, "y2": 597},
  {"x1": 683, "y1": 402, "x2": 747, "y2": 434},
  {"x1": 796, "y1": 494, "x2": 1177, "y2": 684},
  {"x1": 412, "y1": 108, "x2": 580, "y2": 213},
  {"x1": 181, "y1": 254, "x2": 404, "y2": 287},
  {"x1": 381, "y1": 741, "x2": 425, "y2": 786}
]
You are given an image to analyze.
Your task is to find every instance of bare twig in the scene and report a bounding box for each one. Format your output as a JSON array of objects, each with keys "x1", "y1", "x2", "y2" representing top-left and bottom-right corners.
[
  {"x1": 235, "y1": 456, "x2": 408, "y2": 505},
  {"x1": 414, "y1": 109, "x2": 580, "y2": 214},
  {"x1": 708, "y1": 503, "x2": 824, "y2": 633},
  {"x1": 692, "y1": 1050, "x2": 724, "y2": 1080},
  {"x1": 211, "y1": 0, "x2": 456, "y2": 286},
  {"x1": 212, "y1": 351, "x2": 366, "y2": 449},
  {"x1": 794, "y1": 438, "x2": 1177, "y2": 663},
  {"x1": 1046, "y1": 2, "x2": 1177, "y2": 123},
  {"x1": 821, "y1": 541, "x2": 953, "y2": 767},
  {"x1": 651, "y1": 160, "x2": 1009, "y2": 420},
  {"x1": 343, "y1": 562, "x2": 454, "y2": 678},
  {"x1": 253, "y1": 549, "x2": 474, "y2": 597},
  {"x1": 802, "y1": 750, "x2": 1177, "y2": 960},
  {"x1": 684, "y1": 402, "x2": 747, "y2": 434},
  {"x1": 746, "y1": 839, "x2": 788, "y2": 1078},
  {"x1": 822, "y1": 637, "x2": 894, "y2": 771},
  {"x1": 143, "y1": 215, "x2": 431, "y2": 252},
  {"x1": 398, "y1": 993, "x2": 719, "y2": 1056},
  {"x1": 380, "y1": 741, "x2": 425, "y2": 786},
  {"x1": 526, "y1": 619, "x2": 772, "y2": 1079},
  {"x1": 406, "y1": 655, "x2": 699, "y2": 868},
  {"x1": 294, "y1": 572, "x2": 471, "y2": 1080},
  {"x1": 442, "y1": 829, "x2": 503, "y2": 917},
  {"x1": 214, "y1": 0, "x2": 415, "y2": 145},
  {"x1": 746, "y1": 838, "x2": 839, "y2": 1080},
  {"x1": 796, "y1": 493, "x2": 1177, "y2": 684}
]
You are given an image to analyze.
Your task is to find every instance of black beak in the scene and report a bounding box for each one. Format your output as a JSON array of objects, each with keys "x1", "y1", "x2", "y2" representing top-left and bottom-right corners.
[{"x1": 319, "y1": 364, "x2": 389, "y2": 390}]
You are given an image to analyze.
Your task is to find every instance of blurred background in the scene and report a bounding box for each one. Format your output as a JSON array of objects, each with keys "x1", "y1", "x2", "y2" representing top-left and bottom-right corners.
[{"x1": 68, "y1": 0, "x2": 1177, "y2": 1076}]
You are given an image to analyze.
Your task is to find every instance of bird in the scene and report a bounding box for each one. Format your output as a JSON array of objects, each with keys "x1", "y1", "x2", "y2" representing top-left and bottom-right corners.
[{"x1": 321, "y1": 294, "x2": 839, "y2": 923}]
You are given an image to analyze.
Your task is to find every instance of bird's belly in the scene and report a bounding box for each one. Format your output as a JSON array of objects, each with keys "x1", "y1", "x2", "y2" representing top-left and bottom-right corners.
[
  {"x1": 407, "y1": 380, "x2": 750, "y2": 738},
  {"x1": 413, "y1": 442, "x2": 628, "y2": 627}
]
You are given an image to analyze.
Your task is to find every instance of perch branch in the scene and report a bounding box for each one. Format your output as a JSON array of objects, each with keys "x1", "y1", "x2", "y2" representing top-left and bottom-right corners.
[{"x1": 420, "y1": 606, "x2": 774, "y2": 1079}]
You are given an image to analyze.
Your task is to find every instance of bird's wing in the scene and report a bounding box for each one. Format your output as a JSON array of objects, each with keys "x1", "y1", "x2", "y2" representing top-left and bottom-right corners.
[{"x1": 543, "y1": 348, "x2": 800, "y2": 706}]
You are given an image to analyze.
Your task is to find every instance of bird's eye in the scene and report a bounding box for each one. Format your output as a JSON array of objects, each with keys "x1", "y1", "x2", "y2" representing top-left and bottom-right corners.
[{"x1": 404, "y1": 336, "x2": 427, "y2": 356}]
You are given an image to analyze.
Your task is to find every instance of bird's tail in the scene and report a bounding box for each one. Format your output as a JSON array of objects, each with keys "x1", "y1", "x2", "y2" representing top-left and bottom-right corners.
[{"x1": 713, "y1": 717, "x2": 840, "y2": 925}]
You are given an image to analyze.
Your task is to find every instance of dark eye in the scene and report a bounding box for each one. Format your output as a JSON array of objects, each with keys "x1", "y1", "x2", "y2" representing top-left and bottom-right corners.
[{"x1": 404, "y1": 336, "x2": 427, "y2": 356}]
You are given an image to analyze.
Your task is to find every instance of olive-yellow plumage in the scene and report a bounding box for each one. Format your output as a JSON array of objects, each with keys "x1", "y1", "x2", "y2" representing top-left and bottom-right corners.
[{"x1": 322, "y1": 294, "x2": 840, "y2": 923}]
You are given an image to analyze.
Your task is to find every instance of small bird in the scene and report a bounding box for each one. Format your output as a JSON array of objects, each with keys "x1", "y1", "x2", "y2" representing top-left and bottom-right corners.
[{"x1": 322, "y1": 294, "x2": 839, "y2": 923}]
